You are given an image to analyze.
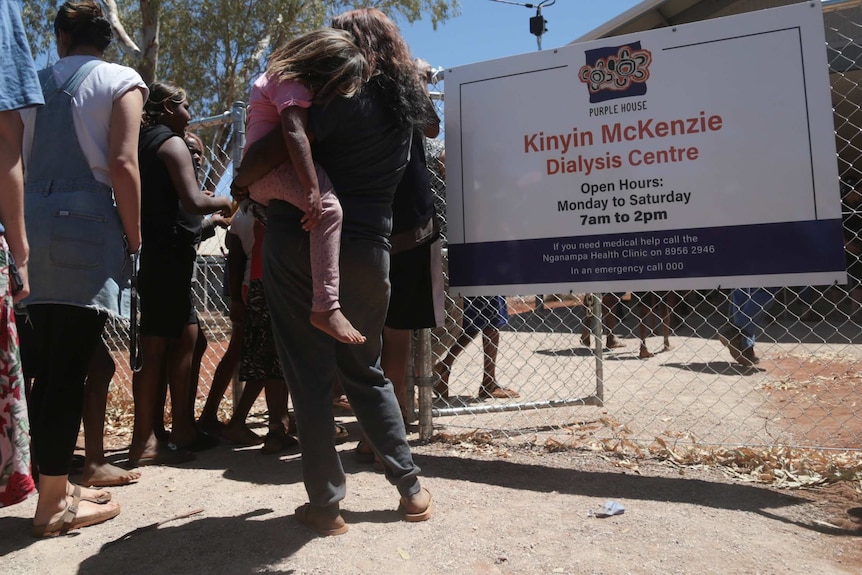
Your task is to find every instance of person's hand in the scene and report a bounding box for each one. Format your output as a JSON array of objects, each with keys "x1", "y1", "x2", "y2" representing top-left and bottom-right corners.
[
  {"x1": 230, "y1": 181, "x2": 249, "y2": 203},
  {"x1": 229, "y1": 298, "x2": 245, "y2": 323},
  {"x1": 210, "y1": 214, "x2": 231, "y2": 228},
  {"x1": 12, "y1": 262, "x2": 29, "y2": 303},
  {"x1": 301, "y1": 190, "x2": 323, "y2": 231},
  {"x1": 217, "y1": 198, "x2": 233, "y2": 219},
  {"x1": 126, "y1": 234, "x2": 142, "y2": 255}
]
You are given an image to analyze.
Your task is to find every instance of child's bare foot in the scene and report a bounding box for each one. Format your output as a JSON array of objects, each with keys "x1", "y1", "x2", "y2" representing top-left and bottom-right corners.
[
  {"x1": 310, "y1": 309, "x2": 365, "y2": 344},
  {"x1": 661, "y1": 341, "x2": 673, "y2": 353},
  {"x1": 606, "y1": 336, "x2": 625, "y2": 349},
  {"x1": 638, "y1": 345, "x2": 654, "y2": 359},
  {"x1": 221, "y1": 423, "x2": 264, "y2": 446},
  {"x1": 82, "y1": 462, "x2": 141, "y2": 488}
]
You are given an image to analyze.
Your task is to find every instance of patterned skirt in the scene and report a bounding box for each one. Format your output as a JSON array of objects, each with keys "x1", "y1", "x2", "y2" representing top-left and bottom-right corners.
[
  {"x1": 0, "y1": 238, "x2": 36, "y2": 507},
  {"x1": 239, "y1": 279, "x2": 283, "y2": 382}
]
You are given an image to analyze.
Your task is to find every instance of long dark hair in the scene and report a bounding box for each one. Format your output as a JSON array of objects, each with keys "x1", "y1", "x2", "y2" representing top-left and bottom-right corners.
[
  {"x1": 331, "y1": 8, "x2": 431, "y2": 127},
  {"x1": 53, "y1": 1, "x2": 113, "y2": 54}
]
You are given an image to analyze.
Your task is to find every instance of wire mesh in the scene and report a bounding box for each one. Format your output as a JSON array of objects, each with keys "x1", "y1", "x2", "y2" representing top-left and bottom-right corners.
[
  {"x1": 101, "y1": 6, "x2": 862, "y2": 453},
  {"x1": 421, "y1": 8, "x2": 862, "y2": 452}
]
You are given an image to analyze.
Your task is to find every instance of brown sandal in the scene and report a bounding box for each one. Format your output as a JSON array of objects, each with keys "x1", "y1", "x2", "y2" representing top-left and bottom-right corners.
[
  {"x1": 32, "y1": 488, "x2": 120, "y2": 537},
  {"x1": 399, "y1": 487, "x2": 433, "y2": 522},
  {"x1": 69, "y1": 482, "x2": 111, "y2": 504},
  {"x1": 295, "y1": 503, "x2": 348, "y2": 536}
]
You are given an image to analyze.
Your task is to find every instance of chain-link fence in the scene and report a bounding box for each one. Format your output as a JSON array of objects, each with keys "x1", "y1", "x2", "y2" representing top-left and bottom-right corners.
[
  {"x1": 418, "y1": 0, "x2": 862, "y2": 454},
  {"x1": 101, "y1": 1, "x2": 861, "y2": 457}
]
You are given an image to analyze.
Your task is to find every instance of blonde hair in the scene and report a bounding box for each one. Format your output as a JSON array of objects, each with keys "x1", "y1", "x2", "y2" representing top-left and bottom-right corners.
[
  {"x1": 143, "y1": 81, "x2": 187, "y2": 127},
  {"x1": 266, "y1": 28, "x2": 368, "y2": 105}
]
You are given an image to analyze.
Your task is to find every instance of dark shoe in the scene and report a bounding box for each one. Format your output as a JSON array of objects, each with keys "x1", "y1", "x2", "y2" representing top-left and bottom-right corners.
[
  {"x1": 153, "y1": 425, "x2": 171, "y2": 444},
  {"x1": 738, "y1": 345, "x2": 760, "y2": 367},
  {"x1": 718, "y1": 327, "x2": 743, "y2": 363},
  {"x1": 179, "y1": 431, "x2": 220, "y2": 452}
]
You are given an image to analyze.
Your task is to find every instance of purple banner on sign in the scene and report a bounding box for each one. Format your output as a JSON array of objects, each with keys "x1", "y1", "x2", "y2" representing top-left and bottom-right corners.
[{"x1": 448, "y1": 220, "x2": 845, "y2": 287}]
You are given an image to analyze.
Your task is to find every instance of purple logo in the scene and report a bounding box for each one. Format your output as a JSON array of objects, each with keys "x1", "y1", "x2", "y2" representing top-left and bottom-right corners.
[{"x1": 578, "y1": 42, "x2": 652, "y2": 103}]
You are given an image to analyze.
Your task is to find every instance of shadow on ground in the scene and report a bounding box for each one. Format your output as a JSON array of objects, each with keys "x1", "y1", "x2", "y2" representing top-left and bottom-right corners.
[{"x1": 411, "y1": 452, "x2": 860, "y2": 537}]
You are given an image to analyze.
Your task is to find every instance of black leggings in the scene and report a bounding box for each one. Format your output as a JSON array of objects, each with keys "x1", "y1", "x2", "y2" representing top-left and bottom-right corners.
[{"x1": 28, "y1": 304, "x2": 107, "y2": 476}]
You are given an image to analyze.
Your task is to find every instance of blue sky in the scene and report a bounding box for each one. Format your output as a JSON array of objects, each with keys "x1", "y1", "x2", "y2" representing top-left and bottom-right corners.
[{"x1": 397, "y1": 0, "x2": 644, "y2": 71}]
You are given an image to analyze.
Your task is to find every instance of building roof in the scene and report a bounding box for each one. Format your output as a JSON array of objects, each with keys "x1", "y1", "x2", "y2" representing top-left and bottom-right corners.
[{"x1": 574, "y1": 0, "x2": 861, "y2": 46}]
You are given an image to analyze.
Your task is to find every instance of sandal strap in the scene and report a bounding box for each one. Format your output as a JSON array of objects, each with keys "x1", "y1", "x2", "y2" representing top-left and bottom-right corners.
[{"x1": 60, "y1": 487, "x2": 81, "y2": 534}]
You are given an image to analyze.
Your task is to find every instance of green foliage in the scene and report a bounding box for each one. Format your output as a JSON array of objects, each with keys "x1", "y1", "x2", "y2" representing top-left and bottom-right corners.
[{"x1": 23, "y1": 0, "x2": 459, "y2": 118}]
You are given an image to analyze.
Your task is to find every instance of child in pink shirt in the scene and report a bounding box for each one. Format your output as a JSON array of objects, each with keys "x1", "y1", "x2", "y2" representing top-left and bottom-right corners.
[{"x1": 244, "y1": 29, "x2": 367, "y2": 344}]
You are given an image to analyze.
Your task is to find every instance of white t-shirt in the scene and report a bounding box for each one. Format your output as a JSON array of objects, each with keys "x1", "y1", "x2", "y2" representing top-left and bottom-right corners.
[
  {"x1": 228, "y1": 208, "x2": 255, "y2": 287},
  {"x1": 20, "y1": 55, "x2": 147, "y2": 186}
]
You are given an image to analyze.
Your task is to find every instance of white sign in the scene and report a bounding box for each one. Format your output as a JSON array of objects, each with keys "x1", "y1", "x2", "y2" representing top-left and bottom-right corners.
[{"x1": 445, "y1": 2, "x2": 845, "y2": 296}]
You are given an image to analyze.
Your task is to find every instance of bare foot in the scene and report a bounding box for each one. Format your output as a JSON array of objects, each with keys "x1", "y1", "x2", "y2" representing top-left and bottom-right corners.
[
  {"x1": 638, "y1": 345, "x2": 654, "y2": 359},
  {"x1": 127, "y1": 441, "x2": 195, "y2": 468},
  {"x1": 67, "y1": 481, "x2": 112, "y2": 505},
  {"x1": 580, "y1": 333, "x2": 591, "y2": 347},
  {"x1": 196, "y1": 416, "x2": 225, "y2": 436},
  {"x1": 82, "y1": 462, "x2": 141, "y2": 488},
  {"x1": 479, "y1": 380, "x2": 520, "y2": 399},
  {"x1": 310, "y1": 309, "x2": 366, "y2": 344},
  {"x1": 606, "y1": 336, "x2": 626, "y2": 349},
  {"x1": 661, "y1": 341, "x2": 673, "y2": 352},
  {"x1": 221, "y1": 423, "x2": 264, "y2": 446}
]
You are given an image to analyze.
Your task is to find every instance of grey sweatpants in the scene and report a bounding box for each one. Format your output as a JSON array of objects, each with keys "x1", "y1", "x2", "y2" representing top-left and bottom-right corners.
[{"x1": 262, "y1": 200, "x2": 421, "y2": 511}]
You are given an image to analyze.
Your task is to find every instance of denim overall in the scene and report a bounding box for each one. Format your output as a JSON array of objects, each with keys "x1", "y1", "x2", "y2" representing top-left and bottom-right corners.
[{"x1": 23, "y1": 60, "x2": 130, "y2": 318}]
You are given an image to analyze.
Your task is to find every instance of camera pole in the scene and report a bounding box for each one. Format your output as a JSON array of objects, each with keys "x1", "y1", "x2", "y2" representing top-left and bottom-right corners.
[{"x1": 489, "y1": 0, "x2": 556, "y2": 51}]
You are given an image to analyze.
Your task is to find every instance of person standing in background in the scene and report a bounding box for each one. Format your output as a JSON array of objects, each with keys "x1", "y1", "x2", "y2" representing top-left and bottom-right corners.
[
  {"x1": 0, "y1": 0, "x2": 42, "y2": 509},
  {"x1": 128, "y1": 81, "x2": 231, "y2": 467},
  {"x1": 21, "y1": 0, "x2": 145, "y2": 535}
]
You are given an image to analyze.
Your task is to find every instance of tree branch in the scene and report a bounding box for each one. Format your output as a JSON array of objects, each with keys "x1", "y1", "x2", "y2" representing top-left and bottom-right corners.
[{"x1": 103, "y1": 0, "x2": 141, "y2": 55}]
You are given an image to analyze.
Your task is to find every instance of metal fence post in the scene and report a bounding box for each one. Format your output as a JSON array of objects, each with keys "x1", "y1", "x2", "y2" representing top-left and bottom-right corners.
[
  {"x1": 230, "y1": 101, "x2": 246, "y2": 174},
  {"x1": 229, "y1": 101, "x2": 246, "y2": 408}
]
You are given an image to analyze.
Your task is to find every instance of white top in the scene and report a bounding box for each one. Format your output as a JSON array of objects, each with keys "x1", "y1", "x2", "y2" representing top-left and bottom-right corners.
[
  {"x1": 228, "y1": 208, "x2": 255, "y2": 287},
  {"x1": 20, "y1": 55, "x2": 147, "y2": 186}
]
